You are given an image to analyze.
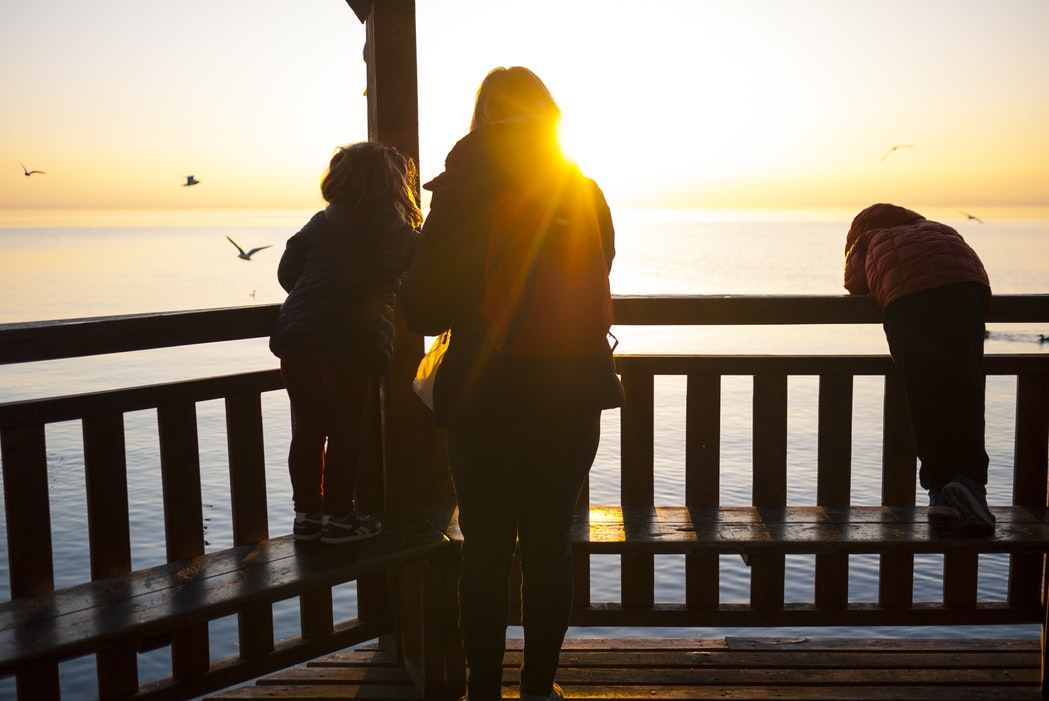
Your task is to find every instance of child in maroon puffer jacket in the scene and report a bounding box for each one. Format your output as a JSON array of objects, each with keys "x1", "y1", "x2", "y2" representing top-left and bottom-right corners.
[{"x1": 845, "y1": 203, "x2": 993, "y2": 532}]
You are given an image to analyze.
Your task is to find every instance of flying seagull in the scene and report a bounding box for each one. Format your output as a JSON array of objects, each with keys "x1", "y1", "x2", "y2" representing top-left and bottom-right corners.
[
  {"x1": 19, "y1": 160, "x2": 45, "y2": 176},
  {"x1": 881, "y1": 144, "x2": 914, "y2": 163},
  {"x1": 960, "y1": 211, "x2": 983, "y2": 224},
  {"x1": 182, "y1": 175, "x2": 200, "y2": 187},
  {"x1": 227, "y1": 235, "x2": 272, "y2": 261}
]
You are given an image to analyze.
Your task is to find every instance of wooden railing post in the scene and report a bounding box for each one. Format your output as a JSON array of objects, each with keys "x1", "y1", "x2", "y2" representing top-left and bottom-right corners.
[
  {"x1": 815, "y1": 373, "x2": 853, "y2": 610},
  {"x1": 751, "y1": 373, "x2": 788, "y2": 611},
  {"x1": 83, "y1": 413, "x2": 139, "y2": 697},
  {"x1": 225, "y1": 393, "x2": 275, "y2": 659},
  {"x1": 1, "y1": 424, "x2": 60, "y2": 701},
  {"x1": 685, "y1": 373, "x2": 720, "y2": 609},
  {"x1": 879, "y1": 372, "x2": 915, "y2": 610},
  {"x1": 620, "y1": 369, "x2": 655, "y2": 608},
  {"x1": 158, "y1": 402, "x2": 210, "y2": 679}
]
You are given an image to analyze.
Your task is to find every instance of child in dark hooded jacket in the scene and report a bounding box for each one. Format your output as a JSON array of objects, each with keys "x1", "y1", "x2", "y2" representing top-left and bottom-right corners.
[{"x1": 270, "y1": 142, "x2": 420, "y2": 543}]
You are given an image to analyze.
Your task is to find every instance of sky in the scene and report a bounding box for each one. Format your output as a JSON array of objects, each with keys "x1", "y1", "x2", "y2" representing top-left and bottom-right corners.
[{"x1": 2, "y1": 0, "x2": 1048, "y2": 215}]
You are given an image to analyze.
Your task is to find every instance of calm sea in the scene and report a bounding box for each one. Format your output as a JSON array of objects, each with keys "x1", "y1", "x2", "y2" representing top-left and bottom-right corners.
[{"x1": 1, "y1": 207, "x2": 1047, "y2": 698}]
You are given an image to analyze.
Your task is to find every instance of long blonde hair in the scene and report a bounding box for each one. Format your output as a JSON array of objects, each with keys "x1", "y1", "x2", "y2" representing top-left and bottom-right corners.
[
  {"x1": 470, "y1": 66, "x2": 561, "y2": 131},
  {"x1": 320, "y1": 142, "x2": 423, "y2": 228}
]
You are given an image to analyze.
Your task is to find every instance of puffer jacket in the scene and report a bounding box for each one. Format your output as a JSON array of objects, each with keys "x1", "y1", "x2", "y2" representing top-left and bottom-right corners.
[
  {"x1": 399, "y1": 118, "x2": 624, "y2": 426},
  {"x1": 269, "y1": 201, "x2": 417, "y2": 372},
  {"x1": 844, "y1": 209, "x2": 990, "y2": 312}
]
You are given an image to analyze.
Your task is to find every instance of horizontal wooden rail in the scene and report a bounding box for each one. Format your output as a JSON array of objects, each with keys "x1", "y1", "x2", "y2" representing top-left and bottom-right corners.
[{"x1": 2, "y1": 295, "x2": 1046, "y2": 365}]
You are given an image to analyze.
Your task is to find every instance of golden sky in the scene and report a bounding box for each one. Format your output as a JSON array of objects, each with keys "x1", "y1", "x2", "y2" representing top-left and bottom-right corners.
[{"x1": 2, "y1": 0, "x2": 1048, "y2": 214}]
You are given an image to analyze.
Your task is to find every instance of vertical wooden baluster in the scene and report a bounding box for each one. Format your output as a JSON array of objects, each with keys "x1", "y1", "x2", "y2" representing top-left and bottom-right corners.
[
  {"x1": 815, "y1": 374, "x2": 853, "y2": 610},
  {"x1": 620, "y1": 368, "x2": 654, "y2": 608},
  {"x1": 83, "y1": 413, "x2": 138, "y2": 698},
  {"x1": 357, "y1": 380, "x2": 386, "y2": 636},
  {"x1": 1, "y1": 424, "x2": 60, "y2": 701},
  {"x1": 1008, "y1": 369, "x2": 1049, "y2": 695},
  {"x1": 1010, "y1": 372, "x2": 1049, "y2": 609},
  {"x1": 685, "y1": 373, "x2": 720, "y2": 610},
  {"x1": 880, "y1": 372, "x2": 915, "y2": 609},
  {"x1": 224, "y1": 393, "x2": 274, "y2": 659},
  {"x1": 751, "y1": 374, "x2": 787, "y2": 611},
  {"x1": 157, "y1": 403, "x2": 210, "y2": 678}
]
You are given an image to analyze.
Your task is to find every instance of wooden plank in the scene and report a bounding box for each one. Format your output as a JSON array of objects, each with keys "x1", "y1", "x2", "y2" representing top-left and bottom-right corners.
[
  {"x1": 157, "y1": 401, "x2": 211, "y2": 676},
  {"x1": 0, "y1": 514, "x2": 449, "y2": 672},
  {"x1": 0, "y1": 370, "x2": 284, "y2": 431},
  {"x1": 569, "y1": 506, "x2": 1049, "y2": 554},
  {"x1": 943, "y1": 550, "x2": 979, "y2": 608},
  {"x1": 620, "y1": 370, "x2": 654, "y2": 608},
  {"x1": 685, "y1": 373, "x2": 720, "y2": 506},
  {"x1": 0, "y1": 423, "x2": 55, "y2": 598},
  {"x1": 0, "y1": 305, "x2": 279, "y2": 365},
  {"x1": 815, "y1": 374, "x2": 853, "y2": 610},
  {"x1": 206, "y1": 637, "x2": 1045, "y2": 700},
  {"x1": 225, "y1": 393, "x2": 270, "y2": 545},
  {"x1": 880, "y1": 374, "x2": 915, "y2": 610},
  {"x1": 817, "y1": 374, "x2": 853, "y2": 506},
  {"x1": 1011, "y1": 372, "x2": 1049, "y2": 618},
  {"x1": 224, "y1": 393, "x2": 275, "y2": 658},
  {"x1": 82, "y1": 412, "x2": 139, "y2": 696},
  {"x1": 608, "y1": 293, "x2": 1049, "y2": 326},
  {"x1": 1, "y1": 295, "x2": 1042, "y2": 366},
  {"x1": 568, "y1": 601, "x2": 1040, "y2": 629},
  {"x1": 685, "y1": 374, "x2": 721, "y2": 609},
  {"x1": 751, "y1": 374, "x2": 787, "y2": 610}
]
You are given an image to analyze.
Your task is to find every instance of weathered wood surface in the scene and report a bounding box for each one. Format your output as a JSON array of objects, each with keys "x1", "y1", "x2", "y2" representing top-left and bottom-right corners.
[
  {"x1": 206, "y1": 637, "x2": 1044, "y2": 700},
  {"x1": 0, "y1": 512, "x2": 450, "y2": 673},
  {"x1": 431, "y1": 505, "x2": 1049, "y2": 555}
]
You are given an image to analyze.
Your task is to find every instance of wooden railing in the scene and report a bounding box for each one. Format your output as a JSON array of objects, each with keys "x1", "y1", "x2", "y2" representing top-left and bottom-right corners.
[
  {"x1": 0, "y1": 306, "x2": 456, "y2": 700},
  {"x1": 0, "y1": 295, "x2": 1047, "y2": 700}
]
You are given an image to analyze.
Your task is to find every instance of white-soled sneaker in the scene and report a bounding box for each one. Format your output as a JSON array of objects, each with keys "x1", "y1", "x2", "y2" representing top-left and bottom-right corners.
[
  {"x1": 943, "y1": 475, "x2": 996, "y2": 533},
  {"x1": 293, "y1": 512, "x2": 325, "y2": 541},
  {"x1": 320, "y1": 511, "x2": 382, "y2": 544},
  {"x1": 927, "y1": 490, "x2": 957, "y2": 520}
]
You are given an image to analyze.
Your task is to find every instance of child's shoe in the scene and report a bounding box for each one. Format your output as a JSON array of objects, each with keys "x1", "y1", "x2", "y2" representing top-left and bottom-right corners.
[
  {"x1": 293, "y1": 512, "x2": 325, "y2": 541},
  {"x1": 927, "y1": 490, "x2": 957, "y2": 520},
  {"x1": 320, "y1": 511, "x2": 382, "y2": 544},
  {"x1": 942, "y1": 475, "x2": 996, "y2": 533}
]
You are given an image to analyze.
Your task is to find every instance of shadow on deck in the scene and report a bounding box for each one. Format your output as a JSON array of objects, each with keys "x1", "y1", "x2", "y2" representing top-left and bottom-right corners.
[{"x1": 208, "y1": 636, "x2": 1042, "y2": 700}]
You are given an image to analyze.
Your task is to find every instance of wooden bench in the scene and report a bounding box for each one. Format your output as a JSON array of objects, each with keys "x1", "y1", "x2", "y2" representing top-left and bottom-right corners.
[
  {"x1": 0, "y1": 510, "x2": 453, "y2": 701},
  {"x1": 431, "y1": 502, "x2": 1049, "y2": 694}
]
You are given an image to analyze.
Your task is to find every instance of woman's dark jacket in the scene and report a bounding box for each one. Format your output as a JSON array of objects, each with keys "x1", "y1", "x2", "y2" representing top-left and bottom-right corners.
[
  {"x1": 399, "y1": 119, "x2": 624, "y2": 426},
  {"x1": 269, "y1": 201, "x2": 417, "y2": 372}
]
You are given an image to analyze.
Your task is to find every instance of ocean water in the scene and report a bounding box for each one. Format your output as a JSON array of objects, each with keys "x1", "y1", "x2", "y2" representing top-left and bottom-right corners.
[{"x1": 0, "y1": 207, "x2": 1047, "y2": 698}]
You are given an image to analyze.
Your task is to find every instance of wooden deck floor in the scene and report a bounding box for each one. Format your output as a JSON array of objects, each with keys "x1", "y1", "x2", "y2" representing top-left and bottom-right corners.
[{"x1": 205, "y1": 636, "x2": 1044, "y2": 700}]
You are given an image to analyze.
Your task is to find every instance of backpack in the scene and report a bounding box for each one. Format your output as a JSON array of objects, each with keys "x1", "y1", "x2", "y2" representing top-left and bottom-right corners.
[{"x1": 480, "y1": 168, "x2": 614, "y2": 358}]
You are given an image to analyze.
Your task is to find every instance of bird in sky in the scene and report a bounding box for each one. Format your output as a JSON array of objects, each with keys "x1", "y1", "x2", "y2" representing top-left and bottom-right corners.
[
  {"x1": 19, "y1": 160, "x2": 46, "y2": 176},
  {"x1": 881, "y1": 144, "x2": 914, "y2": 163},
  {"x1": 960, "y1": 211, "x2": 984, "y2": 223},
  {"x1": 182, "y1": 175, "x2": 200, "y2": 187},
  {"x1": 227, "y1": 236, "x2": 272, "y2": 261}
]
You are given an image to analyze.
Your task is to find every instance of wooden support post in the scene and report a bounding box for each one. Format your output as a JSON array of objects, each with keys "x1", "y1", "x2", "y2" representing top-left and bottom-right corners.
[
  {"x1": 621, "y1": 371, "x2": 655, "y2": 608},
  {"x1": 815, "y1": 374, "x2": 852, "y2": 610},
  {"x1": 354, "y1": 0, "x2": 459, "y2": 690}
]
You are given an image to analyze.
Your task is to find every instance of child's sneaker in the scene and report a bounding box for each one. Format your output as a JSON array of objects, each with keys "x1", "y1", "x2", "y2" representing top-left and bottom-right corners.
[
  {"x1": 927, "y1": 490, "x2": 957, "y2": 520},
  {"x1": 293, "y1": 513, "x2": 325, "y2": 541},
  {"x1": 320, "y1": 511, "x2": 382, "y2": 544},
  {"x1": 942, "y1": 475, "x2": 996, "y2": 533}
]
